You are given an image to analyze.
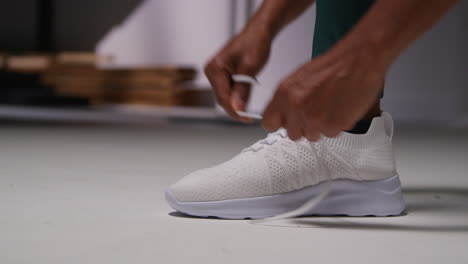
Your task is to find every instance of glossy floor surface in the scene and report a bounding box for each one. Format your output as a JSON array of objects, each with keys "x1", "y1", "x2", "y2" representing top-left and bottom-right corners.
[{"x1": 1, "y1": 120, "x2": 467, "y2": 264}]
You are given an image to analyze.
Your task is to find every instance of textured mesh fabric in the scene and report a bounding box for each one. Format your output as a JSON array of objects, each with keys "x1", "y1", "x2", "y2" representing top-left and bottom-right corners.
[
  {"x1": 170, "y1": 113, "x2": 397, "y2": 202},
  {"x1": 170, "y1": 151, "x2": 271, "y2": 202}
]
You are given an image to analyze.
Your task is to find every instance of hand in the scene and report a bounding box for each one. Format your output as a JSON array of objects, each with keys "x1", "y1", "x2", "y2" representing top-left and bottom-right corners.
[
  {"x1": 262, "y1": 44, "x2": 387, "y2": 141},
  {"x1": 205, "y1": 26, "x2": 273, "y2": 122}
]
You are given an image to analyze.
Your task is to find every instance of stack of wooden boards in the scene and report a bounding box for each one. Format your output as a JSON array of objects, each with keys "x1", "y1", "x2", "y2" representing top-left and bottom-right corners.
[
  {"x1": 1, "y1": 52, "x2": 212, "y2": 107},
  {"x1": 43, "y1": 64, "x2": 197, "y2": 107},
  {"x1": 1, "y1": 53, "x2": 89, "y2": 107}
]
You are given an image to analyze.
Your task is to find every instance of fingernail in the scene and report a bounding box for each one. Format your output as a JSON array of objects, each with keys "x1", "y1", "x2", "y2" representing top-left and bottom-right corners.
[
  {"x1": 233, "y1": 103, "x2": 242, "y2": 111},
  {"x1": 242, "y1": 118, "x2": 254, "y2": 124}
]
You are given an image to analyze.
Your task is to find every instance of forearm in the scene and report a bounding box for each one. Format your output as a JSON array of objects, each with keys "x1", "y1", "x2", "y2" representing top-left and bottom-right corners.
[
  {"x1": 244, "y1": 0, "x2": 315, "y2": 38},
  {"x1": 333, "y1": 0, "x2": 459, "y2": 70}
]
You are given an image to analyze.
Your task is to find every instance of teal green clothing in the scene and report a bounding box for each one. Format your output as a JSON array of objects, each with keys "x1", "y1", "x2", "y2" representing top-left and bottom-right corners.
[
  {"x1": 311, "y1": 0, "x2": 384, "y2": 98},
  {"x1": 312, "y1": 0, "x2": 376, "y2": 57}
]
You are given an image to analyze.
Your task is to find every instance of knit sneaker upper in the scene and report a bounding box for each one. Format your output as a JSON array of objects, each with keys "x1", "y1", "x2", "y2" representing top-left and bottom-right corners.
[{"x1": 170, "y1": 112, "x2": 397, "y2": 202}]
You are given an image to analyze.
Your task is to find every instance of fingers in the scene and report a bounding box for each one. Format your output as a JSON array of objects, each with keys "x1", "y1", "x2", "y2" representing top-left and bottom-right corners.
[
  {"x1": 262, "y1": 90, "x2": 283, "y2": 132},
  {"x1": 263, "y1": 96, "x2": 310, "y2": 141},
  {"x1": 204, "y1": 60, "x2": 241, "y2": 120},
  {"x1": 231, "y1": 83, "x2": 251, "y2": 111},
  {"x1": 262, "y1": 72, "x2": 340, "y2": 141},
  {"x1": 230, "y1": 63, "x2": 258, "y2": 122},
  {"x1": 285, "y1": 111, "x2": 304, "y2": 141},
  {"x1": 205, "y1": 55, "x2": 259, "y2": 122},
  {"x1": 301, "y1": 111, "x2": 322, "y2": 141},
  {"x1": 231, "y1": 82, "x2": 253, "y2": 123},
  {"x1": 260, "y1": 47, "x2": 386, "y2": 140},
  {"x1": 302, "y1": 82, "x2": 341, "y2": 138}
]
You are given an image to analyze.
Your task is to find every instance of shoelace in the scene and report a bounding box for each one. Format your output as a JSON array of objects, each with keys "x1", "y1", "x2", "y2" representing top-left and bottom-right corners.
[
  {"x1": 231, "y1": 74, "x2": 334, "y2": 223},
  {"x1": 250, "y1": 134, "x2": 333, "y2": 224},
  {"x1": 236, "y1": 111, "x2": 333, "y2": 224},
  {"x1": 243, "y1": 129, "x2": 287, "y2": 152},
  {"x1": 250, "y1": 138, "x2": 360, "y2": 224}
]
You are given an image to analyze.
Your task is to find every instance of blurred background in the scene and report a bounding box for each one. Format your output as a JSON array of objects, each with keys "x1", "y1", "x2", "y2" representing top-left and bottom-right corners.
[{"x1": 1, "y1": 0, "x2": 467, "y2": 124}]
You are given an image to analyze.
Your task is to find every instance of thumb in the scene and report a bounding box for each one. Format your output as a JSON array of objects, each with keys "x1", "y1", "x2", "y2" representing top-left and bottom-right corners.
[{"x1": 231, "y1": 82, "x2": 251, "y2": 111}]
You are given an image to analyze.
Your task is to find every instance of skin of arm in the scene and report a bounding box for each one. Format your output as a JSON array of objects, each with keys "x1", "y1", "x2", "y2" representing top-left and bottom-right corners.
[
  {"x1": 204, "y1": 0, "x2": 315, "y2": 122},
  {"x1": 262, "y1": 0, "x2": 460, "y2": 140}
]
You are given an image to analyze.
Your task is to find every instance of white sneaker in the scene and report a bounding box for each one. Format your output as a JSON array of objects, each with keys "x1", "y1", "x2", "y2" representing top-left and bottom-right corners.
[{"x1": 165, "y1": 112, "x2": 406, "y2": 219}]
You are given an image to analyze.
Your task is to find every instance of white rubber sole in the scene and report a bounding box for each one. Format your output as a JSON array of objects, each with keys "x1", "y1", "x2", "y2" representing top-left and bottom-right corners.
[{"x1": 165, "y1": 175, "x2": 406, "y2": 220}]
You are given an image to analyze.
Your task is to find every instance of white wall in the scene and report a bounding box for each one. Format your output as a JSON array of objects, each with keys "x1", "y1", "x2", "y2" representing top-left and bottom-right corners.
[
  {"x1": 383, "y1": 1, "x2": 468, "y2": 123},
  {"x1": 96, "y1": 0, "x2": 233, "y2": 87}
]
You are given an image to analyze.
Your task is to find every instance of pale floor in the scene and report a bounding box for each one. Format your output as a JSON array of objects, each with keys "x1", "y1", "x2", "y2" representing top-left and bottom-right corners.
[{"x1": 1, "y1": 119, "x2": 467, "y2": 264}]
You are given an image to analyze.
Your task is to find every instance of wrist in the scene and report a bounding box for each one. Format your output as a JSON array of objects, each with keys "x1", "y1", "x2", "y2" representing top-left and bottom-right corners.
[
  {"x1": 357, "y1": 28, "x2": 401, "y2": 70},
  {"x1": 244, "y1": 13, "x2": 280, "y2": 41},
  {"x1": 242, "y1": 20, "x2": 276, "y2": 44}
]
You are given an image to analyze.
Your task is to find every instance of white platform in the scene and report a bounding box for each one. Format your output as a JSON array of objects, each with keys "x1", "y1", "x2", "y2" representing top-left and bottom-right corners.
[{"x1": 1, "y1": 120, "x2": 467, "y2": 263}]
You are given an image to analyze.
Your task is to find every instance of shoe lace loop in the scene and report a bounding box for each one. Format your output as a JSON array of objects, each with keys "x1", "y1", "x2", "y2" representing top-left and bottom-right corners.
[{"x1": 243, "y1": 129, "x2": 287, "y2": 152}]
